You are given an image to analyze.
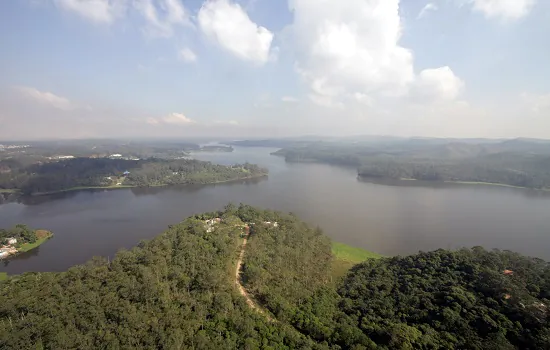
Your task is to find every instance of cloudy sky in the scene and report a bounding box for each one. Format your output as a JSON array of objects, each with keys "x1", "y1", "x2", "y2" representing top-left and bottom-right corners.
[{"x1": 0, "y1": 0, "x2": 549, "y2": 140}]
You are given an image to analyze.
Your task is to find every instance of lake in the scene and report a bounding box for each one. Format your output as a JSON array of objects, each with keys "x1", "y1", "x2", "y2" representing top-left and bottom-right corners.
[{"x1": 2, "y1": 146, "x2": 550, "y2": 274}]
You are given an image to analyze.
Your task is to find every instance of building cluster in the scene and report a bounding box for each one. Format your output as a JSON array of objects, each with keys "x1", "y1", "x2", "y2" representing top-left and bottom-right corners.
[
  {"x1": 0, "y1": 144, "x2": 30, "y2": 150},
  {"x1": 204, "y1": 218, "x2": 279, "y2": 233},
  {"x1": 204, "y1": 218, "x2": 222, "y2": 232},
  {"x1": 108, "y1": 154, "x2": 140, "y2": 161},
  {"x1": 0, "y1": 238, "x2": 18, "y2": 259},
  {"x1": 48, "y1": 155, "x2": 75, "y2": 160}
]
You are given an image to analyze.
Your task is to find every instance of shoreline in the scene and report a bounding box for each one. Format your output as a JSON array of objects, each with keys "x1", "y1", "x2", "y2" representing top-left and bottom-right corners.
[
  {"x1": 358, "y1": 175, "x2": 550, "y2": 192},
  {"x1": 0, "y1": 230, "x2": 53, "y2": 263},
  {"x1": 443, "y1": 180, "x2": 550, "y2": 191},
  {"x1": 28, "y1": 173, "x2": 268, "y2": 197}
]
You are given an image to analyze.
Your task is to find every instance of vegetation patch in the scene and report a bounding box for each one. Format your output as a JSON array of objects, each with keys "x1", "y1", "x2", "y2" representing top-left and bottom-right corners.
[
  {"x1": 18, "y1": 231, "x2": 53, "y2": 253},
  {"x1": 1, "y1": 206, "x2": 549, "y2": 349},
  {"x1": 0, "y1": 158, "x2": 268, "y2": 196},
  {"x1": 0, "y1": 273, "x2": 7, "y2": 281},
  {"x1": 331, "y1": 242, "x2": 383, "y2": 279}
]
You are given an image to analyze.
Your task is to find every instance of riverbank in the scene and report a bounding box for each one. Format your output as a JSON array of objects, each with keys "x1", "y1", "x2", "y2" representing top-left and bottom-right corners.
[
  {"x1": 359, "y1": 175, "x2": 550, "y2": 192},
  {"x1": 0, "y1": 230, "x2": 53, "y2": 261},
  {"x1": 331, "y1": 242, "x2": 382, "y2": 279},
  {"x1": 18, "y1": 230, "x2": 53, "y2": 253},
  {"x1": 444, "y1": 180, "x2": 550, "y2": 191},
  {"x1": 26, "y1": 173, "x2": 268, "y2": 197}
]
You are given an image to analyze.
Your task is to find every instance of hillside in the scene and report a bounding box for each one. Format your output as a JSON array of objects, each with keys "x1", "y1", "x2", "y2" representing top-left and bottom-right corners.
[
  {"x1": 272, "y1": 139, "x2": 550, "y2": 189},
  {"x1": 0, "y1": 158, "x2": 267, "y2": 196},
  {"x1": 1, "y1": 206, "x2": 549, "y2": 349}
]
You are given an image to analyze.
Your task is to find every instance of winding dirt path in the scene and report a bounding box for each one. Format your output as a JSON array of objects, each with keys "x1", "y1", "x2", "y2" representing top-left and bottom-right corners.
[{"x1": 235, "y1": 233, "x2": 272, "y2": 320}]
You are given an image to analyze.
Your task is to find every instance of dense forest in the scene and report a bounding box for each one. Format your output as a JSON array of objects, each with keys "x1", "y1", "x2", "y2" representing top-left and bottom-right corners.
[
  {"x1": 0, "y1": 158, "x2": 267, "y2": 195},
  {"x1": 1, "y1": 205, "x2": 549, "y2": 349},
  {"x1": 272, "y1": 138, "x2": 550, "y2": 189}
]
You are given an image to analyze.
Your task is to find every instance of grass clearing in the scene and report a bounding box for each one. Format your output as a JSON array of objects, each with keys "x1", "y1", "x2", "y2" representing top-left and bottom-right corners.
[
  {"x1": 331, "y1": 242, "x2": 383, "y2": 280},
  {"x1": 0, "y1": 272, "x2": 7, "y2": 281},
  {"x1": 0, "y1": 189, "x2": 19, "y2": 194},
  {"x1": 19, "y1": 231, "x2": 53, "y2": 253}
]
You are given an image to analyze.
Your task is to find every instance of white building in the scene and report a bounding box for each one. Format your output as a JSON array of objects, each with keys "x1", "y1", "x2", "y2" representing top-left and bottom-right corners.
[
  {"x1": 7, "y1": 238, "x2": 17, "y2": 245},
  {"x1": 110, "y1": 154, "x2": 122, "y2": 158}
]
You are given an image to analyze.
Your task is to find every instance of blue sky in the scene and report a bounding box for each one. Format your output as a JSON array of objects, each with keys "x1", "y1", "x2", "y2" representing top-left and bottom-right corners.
[{"x1": 0, "y1": 0, "x2": 549, "y2": 140}]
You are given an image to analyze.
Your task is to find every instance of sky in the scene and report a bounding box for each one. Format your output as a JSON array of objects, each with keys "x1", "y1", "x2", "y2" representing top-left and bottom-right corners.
[{"x1": 0, "y1": 0, "x2": 549, "y2": 140}]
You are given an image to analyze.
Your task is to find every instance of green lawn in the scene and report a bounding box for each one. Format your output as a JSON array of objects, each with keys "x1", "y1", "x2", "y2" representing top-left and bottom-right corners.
[
  {"x1": 331, "y1": 242, "x2": 383, "y2": 280},
  {"x1": 0, "y1": 188, "x2": 19, "y2": 194},
  {"x1": 19, "y1": 233, "x2": 53, "y2": 253},
  {"x1": 0, "y1": 272, "x2": 7, "y2": 281}
]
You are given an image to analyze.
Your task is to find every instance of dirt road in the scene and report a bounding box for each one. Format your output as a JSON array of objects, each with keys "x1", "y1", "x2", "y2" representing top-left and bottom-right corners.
[{"x1": 235, "y1": 234, "x2": 272, "y2": 320}]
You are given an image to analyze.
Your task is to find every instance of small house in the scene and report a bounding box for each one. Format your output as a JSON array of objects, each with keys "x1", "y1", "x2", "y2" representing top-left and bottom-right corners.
[
  {"x1": 503, "y1": 269, "x2": 514, "y2": 275},
  {"x1": 123, "y1": 171, "x2": 130, "y2": 176},
  {"x1": 7, "y1": 238, "x2": 17, "y2": 245}
]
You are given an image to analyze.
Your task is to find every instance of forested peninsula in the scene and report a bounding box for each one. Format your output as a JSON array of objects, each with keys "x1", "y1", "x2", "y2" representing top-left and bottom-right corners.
[
  {"x1": 0, "y1": 158, "x2": 267, "y2": 196},
  {"x1": 0, "y1": 224, "x2": 52, "y2": 260},
  {"x1": 1, "y1": 205, "x2": 549, "y2": 349},
  {"x1": 272, "y1": 138, "x2": 550, "y2": 190}
]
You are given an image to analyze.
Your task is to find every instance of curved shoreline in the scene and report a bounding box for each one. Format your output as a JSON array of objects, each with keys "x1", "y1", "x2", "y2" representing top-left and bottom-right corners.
[
  {"x1": 358, "y1": 175, "x2": 550, "y2": 192},
  {"x1": 14, "y1": 174, "x2": 268, "y2": 197}
]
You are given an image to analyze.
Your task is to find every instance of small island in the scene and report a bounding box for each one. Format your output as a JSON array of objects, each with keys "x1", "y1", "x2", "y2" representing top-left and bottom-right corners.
[{"x1": 0, "y1": 224, "x2": 53, "y2": 259}]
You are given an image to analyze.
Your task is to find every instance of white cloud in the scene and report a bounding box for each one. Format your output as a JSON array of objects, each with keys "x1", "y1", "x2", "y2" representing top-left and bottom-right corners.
[
  {"x1": 178, "y1": 47, "x2": 197, "y2": 63},
  {"x1": 414, "y1": 66, "x2": 464, "y2": 101},
  {"x1": 282, "y1": 96, "x2": 299, "y2": 103},
  {"x1": 146, "y1": 117, "x2": 159, "y2": 125},
  {"x1": 162, "y1": 112, "x2": 196, "y2": 124},
  {"x1": 468, "y1": 0, "x2": 536, "y2": 21},
  {"x1": 54, "y1": 0, "x2": 127, "y2": 23},
  {"x1": 521, "y1": 92, "x2": 550, "y2": 113},
  {"x1": 417, "y1": 3, "x2": 438, "y2": 19},
  {"x1": 198, "y1": 0, "x2": 274, "y2": 64},
  {"x1": 134, "y1": 0, "x2": 191, "y2": 37},
  {"x1": 289, "y1": 0, "x2": 415, "y2": 107},
  {"x1": 16, "y1": 86, "x2": 79, "y2": 110}
]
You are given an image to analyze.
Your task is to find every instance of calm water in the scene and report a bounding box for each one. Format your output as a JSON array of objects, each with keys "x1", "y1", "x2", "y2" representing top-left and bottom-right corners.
[{"x1": 2, "y1": 147, "x2": 550, "y2": 274}]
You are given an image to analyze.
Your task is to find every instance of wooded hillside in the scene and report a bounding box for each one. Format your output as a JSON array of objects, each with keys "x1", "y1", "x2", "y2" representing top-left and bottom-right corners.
[{"x1": 1, "y1": 206, "x2": 549, "y2": 349}]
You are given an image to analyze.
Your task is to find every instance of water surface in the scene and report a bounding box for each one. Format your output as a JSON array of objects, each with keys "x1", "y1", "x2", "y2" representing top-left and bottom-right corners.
[{"x1": 1, "y1": 147, "x2": 550, "y2": 274}]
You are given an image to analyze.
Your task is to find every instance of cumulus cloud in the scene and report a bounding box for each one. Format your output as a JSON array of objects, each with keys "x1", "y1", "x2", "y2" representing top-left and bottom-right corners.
[
  {"x1": 414, "y1": 66, "x2": 465, "y2": 101},
  {"x1": 468, "y1": 0, "x2": 536, "y2": 21},
  {"x1": 54, "y1": 0, "x2": 127, "y2": 23},
  {"x1": 198, "y1": 0, "x2": 274, "y2": 64},
  {"x1": 178, "y1": 47, "x2": 197, "y2": 63},
  {"x1": 146, "y1": 117, "x2": 160, "y2": 125},
  {"x1": 16, "y1": 86, "x2": 80, "y2": 111},
  {"x1": 417, "y1": 3, "x2": 438, "y2": 19},
  {"x1": 160, "y1": 112, "x2": 196, "y2": 125},
  {"x1": 521, "y1": 92, "x2": 550, "y2": 113},
  {"x1": 134, "y1": 0, "x2": 191, "y2": 37},
  {"x1": 288, "y1": 0, "x2": 415, "y2": 106}
]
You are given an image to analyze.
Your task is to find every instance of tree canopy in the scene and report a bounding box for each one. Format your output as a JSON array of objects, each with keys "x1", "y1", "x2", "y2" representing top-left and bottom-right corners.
[
  {"x1": 1, "y1": 206, "x2": 549, "y2": 349},
  {"x1": 0, "y1": 158, "x2": 267, "y2": 195}
]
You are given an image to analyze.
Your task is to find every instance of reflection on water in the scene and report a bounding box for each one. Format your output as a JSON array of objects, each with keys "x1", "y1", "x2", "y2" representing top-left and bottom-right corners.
[
  {"x1": 358, "y1": 177, "x2": 550, "y2": 199},
  {"x1": 3, "y1": 246, "x2": 41, "y2": 268},
  {"x1": 2, "y1": 147, "x2": 550, "y2": 274}
]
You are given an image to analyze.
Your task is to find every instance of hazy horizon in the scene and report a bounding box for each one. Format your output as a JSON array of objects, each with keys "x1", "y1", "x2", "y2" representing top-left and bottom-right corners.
[{"x1": 1, "y1": 0, "x2": 549, "y2": 140}]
